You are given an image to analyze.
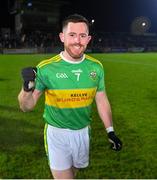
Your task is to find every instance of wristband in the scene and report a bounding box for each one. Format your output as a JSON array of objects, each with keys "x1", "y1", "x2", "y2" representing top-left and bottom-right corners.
[{"x1": 106, "y1": 126, "x2": 114, "y2": 133}]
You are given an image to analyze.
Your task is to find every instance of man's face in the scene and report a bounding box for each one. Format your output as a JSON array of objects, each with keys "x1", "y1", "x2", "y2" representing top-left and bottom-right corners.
[{"x1": 59, "y1": 22, "x2": 91, "y2": 60}]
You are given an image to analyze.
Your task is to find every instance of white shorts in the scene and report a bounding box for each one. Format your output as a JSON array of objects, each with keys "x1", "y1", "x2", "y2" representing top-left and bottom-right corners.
[{"x1": 44, "y1": 124, "x2": 90, "y2": 171}]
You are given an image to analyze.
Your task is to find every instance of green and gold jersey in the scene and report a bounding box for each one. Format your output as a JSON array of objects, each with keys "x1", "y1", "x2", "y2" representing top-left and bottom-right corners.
[{"x1": 35, "y1": 53, "x2": 105, "y2": 130}]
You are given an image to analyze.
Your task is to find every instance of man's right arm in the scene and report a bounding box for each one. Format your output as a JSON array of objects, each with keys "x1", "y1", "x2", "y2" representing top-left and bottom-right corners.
[
  {"x1": 18, "y1": 89, "x2": 42, "y2": 112},
  {"x1": 18, "y1": 66, "x2": 43, "y2": 112}
]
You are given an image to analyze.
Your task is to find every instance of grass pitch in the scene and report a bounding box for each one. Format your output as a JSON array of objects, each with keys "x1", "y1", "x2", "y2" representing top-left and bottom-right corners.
[{"x1": 0, "y1": 53, "x2": 157, "y2": 178}]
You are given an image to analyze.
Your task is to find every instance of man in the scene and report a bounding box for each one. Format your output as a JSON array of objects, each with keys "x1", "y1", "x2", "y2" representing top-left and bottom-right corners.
[{"x1": 18, "y1": 14, "x2": 122, "y2": 179}]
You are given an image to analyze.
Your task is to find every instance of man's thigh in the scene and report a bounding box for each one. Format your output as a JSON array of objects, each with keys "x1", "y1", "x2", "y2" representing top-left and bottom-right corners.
[{"x1": 46, "y1": 125, "x2": 73, "y2": 170}]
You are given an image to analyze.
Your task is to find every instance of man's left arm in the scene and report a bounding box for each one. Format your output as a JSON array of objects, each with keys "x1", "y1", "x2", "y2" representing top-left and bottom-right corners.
[{"x1": 95, "y1": 91, "x2": 122, "y2": 151}]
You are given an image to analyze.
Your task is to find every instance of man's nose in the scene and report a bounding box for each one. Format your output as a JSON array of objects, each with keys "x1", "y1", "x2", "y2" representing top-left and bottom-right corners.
[{"x1": 74, "y1": 35, "x2": 81, "y2": 43}]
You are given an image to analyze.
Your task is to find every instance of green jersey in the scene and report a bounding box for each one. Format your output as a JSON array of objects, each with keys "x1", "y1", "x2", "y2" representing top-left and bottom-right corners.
[{"x1": 35, "y1": 53, "x2": 105, "y2": 130}]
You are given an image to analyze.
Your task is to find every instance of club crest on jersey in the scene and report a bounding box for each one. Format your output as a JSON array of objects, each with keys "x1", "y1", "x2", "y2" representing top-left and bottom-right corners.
[{"x1": 90, "y1": 71, "x2": 97, "y2": 80}]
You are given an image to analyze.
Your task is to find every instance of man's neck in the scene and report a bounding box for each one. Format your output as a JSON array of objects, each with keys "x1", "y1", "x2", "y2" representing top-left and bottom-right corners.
[{"x1": 60, "y1": 52, "x2": 85, "y2": 64}]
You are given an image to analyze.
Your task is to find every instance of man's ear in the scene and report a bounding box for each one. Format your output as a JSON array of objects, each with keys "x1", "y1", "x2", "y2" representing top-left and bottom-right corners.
[
  {"x1": 87, "y1": 35, "x2": 92, "y2": 43},
  {"x1": 59, "y1": 32, "x2": 64, "y2": 43}
]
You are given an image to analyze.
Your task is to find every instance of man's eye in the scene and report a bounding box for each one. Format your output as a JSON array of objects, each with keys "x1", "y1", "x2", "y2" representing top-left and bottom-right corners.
[
  {"x1": 69, "y1": 34, "x2": 75, "y2": 37},
  {"x1": 80, "y1": 34, "x2": 87, "y2": 38}
]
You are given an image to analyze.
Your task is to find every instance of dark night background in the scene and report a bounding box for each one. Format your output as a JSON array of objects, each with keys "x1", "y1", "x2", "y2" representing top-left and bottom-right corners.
[{"x1": 0, "y1": 0, "x2": 157, "y2": 33}]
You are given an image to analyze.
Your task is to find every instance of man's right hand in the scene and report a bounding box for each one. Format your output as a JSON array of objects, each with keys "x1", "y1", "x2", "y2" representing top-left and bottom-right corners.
[{"x1": 21, "y1": 67, "x2": 37, "y2": 92}]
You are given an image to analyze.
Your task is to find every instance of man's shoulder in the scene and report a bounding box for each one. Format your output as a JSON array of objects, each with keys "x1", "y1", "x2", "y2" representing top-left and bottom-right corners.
[
  {"x1": 85, "y1": 54, "x2": 103, "y2": 68},
  {"x1": 37, "y1": 54, "x2": 62, "y2": 69}
]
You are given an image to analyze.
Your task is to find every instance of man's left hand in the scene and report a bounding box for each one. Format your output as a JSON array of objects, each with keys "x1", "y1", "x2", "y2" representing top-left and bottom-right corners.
[{"x1": 108, "y1": 132, "x2": 122, "y2": 151}]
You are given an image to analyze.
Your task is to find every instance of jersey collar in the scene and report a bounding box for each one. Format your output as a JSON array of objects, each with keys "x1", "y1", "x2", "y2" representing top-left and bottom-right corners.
[{"x1": 60, "y1": 52, "x2": 85, "y2": 64}]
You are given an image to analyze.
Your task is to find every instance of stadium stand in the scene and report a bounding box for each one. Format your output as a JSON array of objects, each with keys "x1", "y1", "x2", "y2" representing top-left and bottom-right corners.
[
  {"x1": 1, "y1": 0, "x2": 157, "y2": 54},
  {"x1": 1, "y1": 30, "x2": 157, "y2": 54}
]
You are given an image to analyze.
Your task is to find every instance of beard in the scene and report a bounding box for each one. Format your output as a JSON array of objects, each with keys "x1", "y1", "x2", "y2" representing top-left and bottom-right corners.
[{"x1": 64, "y1": 43, "x2": 86, "y2": 59}]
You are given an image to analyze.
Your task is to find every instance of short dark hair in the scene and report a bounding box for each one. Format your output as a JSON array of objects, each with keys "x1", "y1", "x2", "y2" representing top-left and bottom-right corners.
[{"x1": 62, "y1": 14, "x2": 90, "y2": 31}]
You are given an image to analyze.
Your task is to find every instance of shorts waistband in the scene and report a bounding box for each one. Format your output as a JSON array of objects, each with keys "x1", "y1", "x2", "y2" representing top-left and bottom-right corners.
[{"x1": 47, "y1": 124, "x2": 88, "y2": 133}]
